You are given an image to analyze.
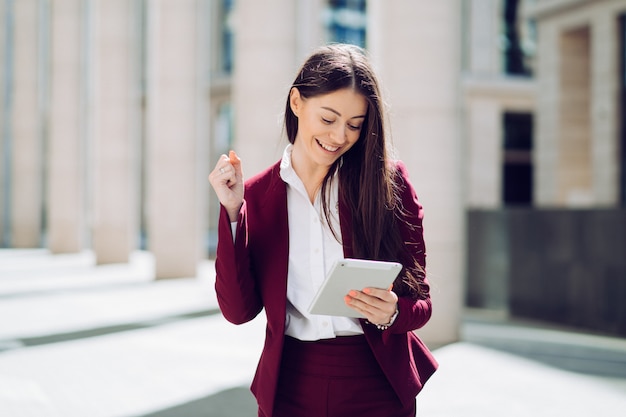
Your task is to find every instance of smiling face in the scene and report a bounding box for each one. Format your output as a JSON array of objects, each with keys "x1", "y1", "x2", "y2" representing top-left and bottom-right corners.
[{"x1": 289, "y1": 87, "x2": 368, "y2": 178}]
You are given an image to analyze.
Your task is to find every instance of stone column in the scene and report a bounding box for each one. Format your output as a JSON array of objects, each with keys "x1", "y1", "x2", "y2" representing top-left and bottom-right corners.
[
  {"x1": 91, "y1": 0, "x2": 135, "y2": 264},
  {"x1": 11, "y1": 0, "x2": 43, "y2": 247},
  {"x1": 47, "y1": 0, "x2": 84, "y2": 253},
  {"x1": 591, "y1": 10, "x2": 619, "y2": 205},
  {"x1": 0, "y1": 0, "x2": 7, "y2": 246},
  {"x1": 145, "y1": 0, "x2": 207, "y2": 278},
  {"x1": 231, "y1": 0, "x2": 298, "y2": 177},
  {"x1": 295, "y1": 0, "x2": 325, "y2": 64},
  {"x1": 534, "y1": 20, "x2": 559, "y2": 206},
  {"x1": 558, "y1": 26, "x2": 592, "y2": 205},
  {"x1": 368, "y1": 0, "x2": 464, "y2": 345}
]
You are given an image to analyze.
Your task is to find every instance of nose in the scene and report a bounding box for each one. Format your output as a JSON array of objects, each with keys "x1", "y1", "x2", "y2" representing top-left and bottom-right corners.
[{"x1": 329, "y1": 124, "x2": 347, "y2": 143}]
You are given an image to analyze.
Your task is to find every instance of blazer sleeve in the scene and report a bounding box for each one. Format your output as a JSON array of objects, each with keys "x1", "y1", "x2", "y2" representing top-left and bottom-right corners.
[
  {"x1": 214, "y1": 200, "x2": 264, "y2": 325},
  {"x1": 384, "y1": 161, "x2": 433, "y2": 339}
]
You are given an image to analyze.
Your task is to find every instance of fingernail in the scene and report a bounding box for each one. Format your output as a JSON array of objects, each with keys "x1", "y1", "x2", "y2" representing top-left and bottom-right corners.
[
  {"x1": 344, "y1": 295, "x2": 351, "y2": 304},
  {"x1": 363, "y1": 288, "x2": 371, "y2": 294},
  {"x1": 349, "y1": 290, "x2": 357, "y2": 297}
]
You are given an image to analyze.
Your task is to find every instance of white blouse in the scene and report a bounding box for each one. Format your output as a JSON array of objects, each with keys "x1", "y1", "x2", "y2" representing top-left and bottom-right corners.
[
  {"x1": 278, "y1": 144, "x2": 363, "y2": 340},
  {"x1": 229, "y1": 145, "x2": 363, "y2": 340}
]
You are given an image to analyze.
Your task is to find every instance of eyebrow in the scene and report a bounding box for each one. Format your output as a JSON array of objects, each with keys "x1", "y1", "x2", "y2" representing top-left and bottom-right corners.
[{"x1": 321, "y1": 106, "x2": 366, "y2": 119}]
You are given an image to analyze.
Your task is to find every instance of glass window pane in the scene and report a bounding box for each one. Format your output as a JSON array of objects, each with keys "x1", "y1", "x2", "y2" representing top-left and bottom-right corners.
[
  {"x1": 325, "y1": 0, "x2": 366, "y2": 47},
  {"x1": 503, "y1": 112, "x2": 533, "y2": 206}
]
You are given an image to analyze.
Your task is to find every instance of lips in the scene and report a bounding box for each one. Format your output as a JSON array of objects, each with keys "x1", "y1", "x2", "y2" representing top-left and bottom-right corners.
[{"x1": 316, "y1": 138, "x2": 340, "y2": 152}]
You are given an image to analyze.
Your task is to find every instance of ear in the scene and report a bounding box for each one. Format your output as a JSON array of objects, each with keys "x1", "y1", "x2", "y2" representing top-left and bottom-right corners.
[{"x1": 289, "y1": 87, "x2": 302, "y2": 117}]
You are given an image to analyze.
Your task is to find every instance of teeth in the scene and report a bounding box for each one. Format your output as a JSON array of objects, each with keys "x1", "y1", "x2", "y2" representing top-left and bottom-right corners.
[{"x1": 317, "y1": 139, "x2": 339, "y2": 152}]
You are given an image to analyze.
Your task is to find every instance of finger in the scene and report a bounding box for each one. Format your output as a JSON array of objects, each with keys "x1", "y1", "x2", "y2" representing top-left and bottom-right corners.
[
  {"x1": 219, "y1": 165, "x2": 228, "y2": 175},
  {"x1": 211, "y1": 154, "x2": 229, "y2": 175},
  {"x1": 344, "y1": 295, "x2": 388, "y2": 324},
  {"x1": 229, "y1": 150, "x2": 243, "y2": 177},
  {"x1": 229, "y1": 150, "x2": 239, "y2": 166},
  {"x1": 213, "y1": 153, "x2": 235, "y2": 176},
  {"x1": 212, "y1": 166, "x2": 229, "y2": 180},
  {"x1": 210, "y1": 165, "x2": 235, "y2": 193},
  {"x1": 346, "y1": 290, "x2": 386, "y2": 312},
  {"x1": 344, "y1": 295, "x2": 372, "y2": 315},
  {"x1": 349, "y1": 288, "x2": 398, "y2": 320},
  {"x1": 363, "y1": 287, "x2": 397, "y2": 303}
]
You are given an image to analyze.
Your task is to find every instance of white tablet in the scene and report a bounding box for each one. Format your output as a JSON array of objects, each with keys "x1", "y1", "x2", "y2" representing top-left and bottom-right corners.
[{"x1": 308, "y1": 258, "x2": 403, "y2": 318}]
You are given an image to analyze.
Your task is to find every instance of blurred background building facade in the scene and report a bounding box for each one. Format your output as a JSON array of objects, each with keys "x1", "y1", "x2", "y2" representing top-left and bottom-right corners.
[
  {"x1": 0, "y1": 0, "x2": 625, "y2": 344},
  {"x1": 464, "y1": 0, "x2": 626, "y2": 338}
]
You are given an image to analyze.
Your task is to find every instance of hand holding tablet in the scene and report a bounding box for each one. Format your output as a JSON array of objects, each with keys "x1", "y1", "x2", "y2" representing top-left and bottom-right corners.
[{"x1": 308, "y1": 258, "x2": 402, "y2": 318}]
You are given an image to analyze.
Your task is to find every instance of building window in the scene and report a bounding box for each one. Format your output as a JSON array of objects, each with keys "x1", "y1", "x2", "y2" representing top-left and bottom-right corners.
[
  {"x1": 324, "y1": 0, "x2": 367, "y2": 47},
  {"x1": 502, "y1": 112, "x2": 533, "y2": 205},
  {"x1": 220, "y1": 0, "x2": 234, "y2": 74},
  {"x1": 502, "y1": 0, "x2": 534, "y2": 76}
]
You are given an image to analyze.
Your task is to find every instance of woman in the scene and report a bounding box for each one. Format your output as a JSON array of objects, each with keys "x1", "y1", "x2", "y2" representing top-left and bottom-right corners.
[{"x1": 209, "y1": 44, "x2": 437, "y2": 417}]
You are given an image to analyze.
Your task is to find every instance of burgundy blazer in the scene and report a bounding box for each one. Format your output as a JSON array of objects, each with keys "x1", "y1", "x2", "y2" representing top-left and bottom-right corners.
[{"x1": 215, "y1": 160, "x2": 438, "y2": 416}]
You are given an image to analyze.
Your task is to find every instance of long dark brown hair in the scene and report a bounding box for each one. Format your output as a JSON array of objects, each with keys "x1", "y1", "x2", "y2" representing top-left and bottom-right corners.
[{"x1": 284, "y1": 44, "x2": 426, "y2": 299}]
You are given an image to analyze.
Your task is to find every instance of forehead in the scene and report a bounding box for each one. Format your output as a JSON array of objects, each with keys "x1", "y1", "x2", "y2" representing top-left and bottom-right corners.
[{"x1": 309, "y1": 89, "x2": 368, "y2": 116}]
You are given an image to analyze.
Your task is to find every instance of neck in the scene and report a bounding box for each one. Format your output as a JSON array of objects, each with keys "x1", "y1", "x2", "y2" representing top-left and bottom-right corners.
[{"x1": 290, "y1": 146, "x2": 329, "y2": 204}]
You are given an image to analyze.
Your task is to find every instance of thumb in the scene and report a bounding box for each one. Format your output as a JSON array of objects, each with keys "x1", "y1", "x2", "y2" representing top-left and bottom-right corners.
[
  {"x1": 228, "y1": 151, "x2": 241, "y2": 168},
  {"x1": 229, "y1": 150, "x2": 243, "y2": 175}
]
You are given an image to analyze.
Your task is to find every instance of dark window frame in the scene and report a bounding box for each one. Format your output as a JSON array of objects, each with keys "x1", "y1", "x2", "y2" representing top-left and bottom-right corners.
[{"x1": 502, "y1": 112, "x2": 534, "y2": 206}]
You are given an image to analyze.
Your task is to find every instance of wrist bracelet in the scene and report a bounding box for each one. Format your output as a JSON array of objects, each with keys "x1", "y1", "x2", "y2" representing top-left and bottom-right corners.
[{"x1": 374, "y1": 306, "x2": 399, "y2": 331}]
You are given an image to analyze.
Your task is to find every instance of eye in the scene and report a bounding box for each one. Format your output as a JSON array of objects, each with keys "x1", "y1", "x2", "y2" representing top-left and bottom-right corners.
[
  {"x1": 322, "y1": 117, "x2": 334, "y2": 125},
  {"x1": 347, "y1": 123, "x2": 362, "y2": 131}
]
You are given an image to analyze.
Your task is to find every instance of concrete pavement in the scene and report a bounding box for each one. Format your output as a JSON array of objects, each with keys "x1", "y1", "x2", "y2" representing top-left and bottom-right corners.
[{"x1": 1, "y1": 249, "x2": 625, "y2": 416}]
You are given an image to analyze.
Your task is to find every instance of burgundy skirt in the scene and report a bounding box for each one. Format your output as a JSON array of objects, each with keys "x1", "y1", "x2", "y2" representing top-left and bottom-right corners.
[{"x1": 263, "y1": 335, "x2": 416, "y2": 417}]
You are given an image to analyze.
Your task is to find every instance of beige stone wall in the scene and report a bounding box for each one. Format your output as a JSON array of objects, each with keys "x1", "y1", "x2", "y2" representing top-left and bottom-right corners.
[
  {"x1": 295, "y1": 0, "x2": 326, "y2": 64},
  {"x1": 463, "y1": 79, "x2": 537, "y2": 208},
  {"x1": 145, "y1": 0, "x2": 208, "y2": 278},
  {"x1": 465, "y1": 0, "x2": 502, "y2": 75},
  {"x1": 559, "y1": 26, "x2": 592, "y2": 205},
  {"x1": 231, "y1": 0, "x2": 298, "y2": 178},
  {"x1": 11, "y1": 0, "x2": 43, "y2": 248},
  {"x1": 465, "y1": 97, "x2": 502, "y2": 208},
  {"x1": 590, "y1": 5, "x2": 621, "y2": 205},
  {"x1": 530, "y1": 0, "x2": 626, "y2": 206},
  {"x1": 368, "y1": 0, "x2": 464, "y2": 345},
  {"x1": 0, "y1": 0, "x2": 6, "y2": 244},
  {"x1": 47, "y1": 0, "x2": 85, "y2": 253},
  {"x1": 535, "y1": 18, "x2": 561, "y2": 205},
  {"x1": 91, "y1": 0, "x2": 135, "y2": 264}
]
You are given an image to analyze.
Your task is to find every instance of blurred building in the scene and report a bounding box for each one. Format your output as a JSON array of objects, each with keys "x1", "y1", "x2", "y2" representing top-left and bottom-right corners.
[
  {"x1": 1, "y1": 0, "x2": 625, "y2": 341},
  {"x1": 465, "y1": 0, "x2": 626, "y2": 337}
]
